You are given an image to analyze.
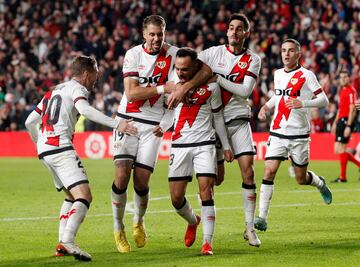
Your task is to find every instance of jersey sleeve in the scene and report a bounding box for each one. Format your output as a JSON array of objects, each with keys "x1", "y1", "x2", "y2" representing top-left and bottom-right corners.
[
  {"x1": 210, "y1": 83, "x2": 222, "y2": 112},
  {"x1": 247, "y1": 54, "x2": 261, "y2": 79},
  {"x1": 123, "y1": 49, "x2": 139, "y2": 79},
  {"x1": 72, "y1": 85, "x2": 89, "y2": 104},
  {"x1": 35, "y1": 98, "x2": 44, "y2": 115},
  {"x1": 306, "y1": 71, "x2": 322, "y2": 95},
  {"x1": 349, "y1": 88, "x2": 357, "y2": 105}
]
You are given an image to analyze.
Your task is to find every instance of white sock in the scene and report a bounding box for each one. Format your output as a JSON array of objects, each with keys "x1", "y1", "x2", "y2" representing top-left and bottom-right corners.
[
  {"x1": 242, "y1": 186, "x2": 256, "y2": 230},
  {"x1": 111, "y1": 188, "x2": 127, "y2": 231},
  {"x1": 201, "y1": 204, "x2": 215, "y2": 245},
  {"x1": 58, "y1": 199, "x2": 73, "y2": 242},
  {"x1": 61, "y1": 200, "x2": 89, "y2": 243},
  {"x1": 258, "y1": 183, "x2": 274, "y2": 220},
  {"x1": 133, "y1": 189, "x2": 149, "y2": 224},
  {"x1": 308, "y1": 171, "x2": 324, "y2": 189},
  {"x1": 175, "y1": 199, "x2": 197, "y2": 225}
]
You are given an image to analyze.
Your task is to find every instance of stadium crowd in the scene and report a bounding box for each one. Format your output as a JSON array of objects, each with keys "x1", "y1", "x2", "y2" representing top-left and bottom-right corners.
[{"x1": 0, "y1": 0, "x2": 359, "y2": 132}]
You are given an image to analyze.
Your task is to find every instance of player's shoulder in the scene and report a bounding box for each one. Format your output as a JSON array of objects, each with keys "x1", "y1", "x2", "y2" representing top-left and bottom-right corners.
[
  {"x1": 125, "y1": 44, "x2": 143, "y2": 56},
  {"x1": 202, "y1": 44, "x2": 225, "y2": 54},
  {"x1": 246, "y1": 49, "x2": 260, "y2": 60}
]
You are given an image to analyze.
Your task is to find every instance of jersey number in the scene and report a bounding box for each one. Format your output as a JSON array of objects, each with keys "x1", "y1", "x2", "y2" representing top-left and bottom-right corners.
[{"x1": 41, "y1": 94, "x2": 62, "y2": 146}]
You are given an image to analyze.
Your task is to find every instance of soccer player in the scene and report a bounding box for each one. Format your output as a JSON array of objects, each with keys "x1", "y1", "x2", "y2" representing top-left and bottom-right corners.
[
  {"x1": 24, "y1": 56, "x2": 138, "y2": 261},
  {"x1": 331, "y1": 70, "x2": 359, "y2": 183},
  {"x1": 111, "y1": 15, "x2": 212, "y2": 253},
  {"x1": 255, "y1": 39, "x2": 332, "y2": 233},
  {"x1": 154, "y1": 47, "x2": 233, "y2": 255},
  {"x1": 196, "y1": 13, "x2": 261, "y2": 247}
]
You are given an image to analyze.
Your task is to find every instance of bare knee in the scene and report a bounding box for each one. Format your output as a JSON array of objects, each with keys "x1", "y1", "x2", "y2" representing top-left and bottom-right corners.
[{"x1": 171, "y1": 194, "x2": 185, "y2": 209}]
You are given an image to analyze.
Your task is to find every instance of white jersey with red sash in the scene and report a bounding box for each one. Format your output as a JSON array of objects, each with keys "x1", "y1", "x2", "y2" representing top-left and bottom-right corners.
[
  {"x1": 171, "y1": 82, "x2": 222, "y2": 146},
  {"x1": 35, "y1": 80, "x2": 89, "y2": 156},
  {"x1": 198, "y1": 45, "x2": 260, "y2": 122},
  {"x1": 117, "y1": 43, "x2": 178, "y2": 124},
  {"x1": 270, "y1": 66, "x2": 323, "y2": 138}
]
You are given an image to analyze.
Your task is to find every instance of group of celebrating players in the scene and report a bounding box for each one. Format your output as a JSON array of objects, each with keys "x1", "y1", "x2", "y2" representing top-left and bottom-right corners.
[{"x1": 25, "y1": 13, "x2": 338, "y2": 261}]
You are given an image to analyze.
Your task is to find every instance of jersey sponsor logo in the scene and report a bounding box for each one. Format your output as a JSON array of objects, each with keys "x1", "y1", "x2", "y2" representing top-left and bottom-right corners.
[
  {"x1": 172, "y1": 85, "x2": 211, "y2": 141},
  {"x1": 219, "y1": 53, "x2": 252, "y2": 107},
  {"x1": 274, "y1": 89, "x2": 301, "y2": 97},
  {"x1": 126, "y1": 48, "x2": 172, "y2": 113},
  {"x1": 272, "y1": 71, "x2": 306, "y2": 130}
]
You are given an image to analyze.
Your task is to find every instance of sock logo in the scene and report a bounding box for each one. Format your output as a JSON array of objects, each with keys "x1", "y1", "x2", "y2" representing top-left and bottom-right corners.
[{"x1": 59, "y1": 208, "x2": 77, "y2": 220}]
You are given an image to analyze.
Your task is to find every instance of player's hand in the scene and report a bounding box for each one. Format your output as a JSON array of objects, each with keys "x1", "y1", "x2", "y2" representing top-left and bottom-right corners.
[
  {"x1": 258, "y1": 105, "x2": 268, "y2": 121},
  {"x1": 285, "y1": 97, "x2": 303, "y2": 109},
  {"x1": 224, "y1": 149, "x2": 234, "y2": 162},
  {"x1": 152, "y1": 125, "x2": 164, "y2": 137},
  {"x1": 355, "y1": 101, "x2": 360, "y2": 110},
  {"x1": 117, "y1": 119, "x2": 138, "y2": 136},
  {"x1": 167, "y1": 83, "x2": 186, "y2": 109},
  {"x1": 164, "y1": 81, "x2": 176, "y2": 94},
  {"x1": 215, "y1": 174, "x2": 224, "y2": 186},
  {"x1": 344, "y1": 125, "x2": 351, "y2": 138}
]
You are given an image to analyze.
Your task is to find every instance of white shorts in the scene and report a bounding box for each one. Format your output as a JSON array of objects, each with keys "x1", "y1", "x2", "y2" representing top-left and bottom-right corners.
[
  {"x1": 265, "y1": 136, "x2": 310, "y2": 167},
  {"x1": 41, "y1": 150, "x2": 88, "y2": 191},
  {"x1": 168, "y1": 145, "x2": 217, "y2": 181},
  {"x1": 113, "y1": 119, "x2": 162, "y2": 172},
  {"x1": 217, "y1": 119, "x2": 256, "y2": 160}
]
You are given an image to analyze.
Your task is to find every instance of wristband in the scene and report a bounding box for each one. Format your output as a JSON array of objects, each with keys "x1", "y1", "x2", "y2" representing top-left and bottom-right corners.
[
  {"x1": 346, "y1": 124, "x2": 351, "y2": 128},
  {"x1": 156, "y1": 85, "x2": 164, "y2": 94}
]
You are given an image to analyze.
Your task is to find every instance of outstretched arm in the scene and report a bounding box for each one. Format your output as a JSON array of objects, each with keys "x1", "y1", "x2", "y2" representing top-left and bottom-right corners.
[{"x1": 75, "y1": 100, "x2": 137, "y2": 135}]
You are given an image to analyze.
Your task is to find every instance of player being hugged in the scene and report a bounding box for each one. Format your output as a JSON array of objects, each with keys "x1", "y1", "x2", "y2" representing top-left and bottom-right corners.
[
  {"x1": 25, "y1": 56, "x2": 138, "y2": 261},
  {"x1": 255, "y1": 39, "x2": 332, "y2": 234},
  {"x1": 154, "y1": 48, "x2": 233, "y2": 256}
]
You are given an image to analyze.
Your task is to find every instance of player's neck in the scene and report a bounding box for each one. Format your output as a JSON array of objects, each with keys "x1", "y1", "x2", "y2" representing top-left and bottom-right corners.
[
  {"x1": 284, "y1": 63, "x2": 300, "y2": 72},
  {"x1": 72, "y1": 77, "x2": 87, "y2": 88},
  {"x1": 227, "y1": 44, "x2": 245, "y2": 55}
]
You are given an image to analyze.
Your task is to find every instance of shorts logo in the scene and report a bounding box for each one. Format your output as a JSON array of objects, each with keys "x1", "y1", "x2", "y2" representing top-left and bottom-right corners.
[
  {"x1": 290, "y1": 78, "x2": 298, "y2": 85},
  {"x1": 238, "y1": 62, "x2": 247, "y2": 69},
  {"x1": 156, "y1": 61, "x2": 166, "y2": 69}
]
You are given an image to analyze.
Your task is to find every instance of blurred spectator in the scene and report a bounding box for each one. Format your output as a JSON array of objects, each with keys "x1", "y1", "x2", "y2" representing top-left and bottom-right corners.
[
  {"x1": 310, "y1": 108, "x2": 325, "y2": 133},
  {"x1": 0, "y1": 0, "x2": 358, "y2": 132}
]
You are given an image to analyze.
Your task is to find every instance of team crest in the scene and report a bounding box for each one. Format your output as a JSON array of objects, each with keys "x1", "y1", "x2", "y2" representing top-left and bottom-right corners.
[
  {"x1": 197, "y1": 88, "x2": 206, "y2": 95},
  {"x1": 290, "y1": 78, "x2": 298, "y2": 85},
  {"x1": 156, "y1": 61, "x2": 166, "y2": 69},
  {"x1": 238, "y1": 62, "x2": 247, "y2": 69}
]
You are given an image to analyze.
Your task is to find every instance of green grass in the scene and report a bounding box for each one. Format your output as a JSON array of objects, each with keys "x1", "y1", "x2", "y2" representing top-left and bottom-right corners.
[{"x1": 1, "y1": 158, "x2": 360, "y2": 266}]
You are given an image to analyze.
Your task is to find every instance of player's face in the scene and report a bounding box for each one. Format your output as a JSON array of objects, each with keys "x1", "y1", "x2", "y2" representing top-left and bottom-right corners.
[
  {"x1": 143, "y1": 24, "x2": 165, "y2": 53},
  {"x1": 227, "y1": 20, "x2": 249, "y2": 46},
  {"x1": 175, "y1": 56, "x2": 197, "y2": 83},
  {"x1": 339, "y1": 73, "x2": 350, "y2": 87},
  {"x1": 281, "y1": 42, "x2": 301, "y2": 69}
]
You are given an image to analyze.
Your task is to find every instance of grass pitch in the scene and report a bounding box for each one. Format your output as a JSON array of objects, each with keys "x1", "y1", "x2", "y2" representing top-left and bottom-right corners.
[{"x1": 1, "y1": 158, "x2": 360, "y2": 267}]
